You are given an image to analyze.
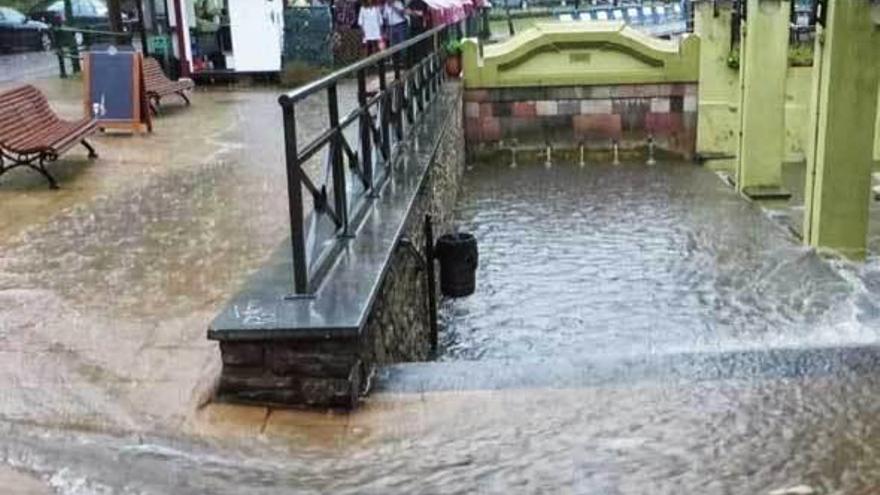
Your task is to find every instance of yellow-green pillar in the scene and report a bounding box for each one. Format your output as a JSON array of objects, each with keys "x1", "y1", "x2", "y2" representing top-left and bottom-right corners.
[
  {"x1": 735, "y1": 0, "x2": 791, "y2": 199},
  {"x1": 804, "y1": 1, "x2": 880, "y2": 260},
  {"x1": 695, "y1": 0, "x2": 739, "y2": 170}
]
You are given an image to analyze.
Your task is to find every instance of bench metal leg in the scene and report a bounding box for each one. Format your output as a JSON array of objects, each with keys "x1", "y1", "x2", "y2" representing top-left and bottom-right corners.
[
  {"x1": 149, "y1": 97, "x2": 160, "y2": 116},
  {"x1": 179, "y1": 91, "x2": 191, "y2": 106},
  {"x1": 81, "y1": 139, "x2": 98, "y2": 159},
  {"x1": 30, "y1": 157, "x2": 58, "y2": 189},
  {"x1": 0, "y1": 150, "x2": 58, "y2": 189}
]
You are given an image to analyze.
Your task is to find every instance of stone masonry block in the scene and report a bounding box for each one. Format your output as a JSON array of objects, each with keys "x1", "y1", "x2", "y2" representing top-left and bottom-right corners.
[
  {"x1": 645, "y1": 112, "x2": 684, "y2": 136},
  {"x1": 588, "y1": 86, "x2": 613, "y2": 99},
  {"x1": 266, "y1": 346, "x2": 358, "y2": 378},
  {"x1": 501, "y1": 117, "x2": 543, "y2": 140},
  {"x1": 684, "y1": 95, "x2": 698, "y2": 112},
  {"x1": 546, "y1": 86, "x2": 585, "y2": 100},
  {"x1": 465, "y1": 117, "x2": 481, "y2": 141},
  {"x1": 220, "y1": 342, "x2": 264, "y2": 366},
  {"x1": 494, "y1": 102, "x2": 512, "y2": 117},
  {"x1": 512, "y1": 101, "x2": 537, "y2": 117},
  {"x1": 613, "y1": 98, "x2": 649, "y2": 131},
  {"x1": 465, "y1": 101, "x2": 480, "y2": 118},
  {"x1": 614, "y1": 85, "x2": 640, "y2": 98},
  {"x1": 670, "y1": 96, "x2": 684, "y2": 113},
  {"x1": 557, "y1": 100, "x2": 580, "y2": 116},
  {"x1": 464, "y1": 89, "x2": 489, "y2": 102},
  {"x1": 581, "y1": 99, "x2": 613, "y2": 114},
  {"x1": 480, "y1": 117, "x2": 502, "y2": 141},
  {"x1": 683, "y1": 111, "x2": 698, "y2": 131},
  {"x1": 670, "y1": 84, "x2": 687, "y2": 96},
  {"x1": 480, "y1": 102, "x2": 494, "y2": 118},
  {"x1": 573, "y1": 114, "x2": 623, "y2": 140},
  {"x1": 650, "y1": 97, "x2": 671, "y2": 114}
]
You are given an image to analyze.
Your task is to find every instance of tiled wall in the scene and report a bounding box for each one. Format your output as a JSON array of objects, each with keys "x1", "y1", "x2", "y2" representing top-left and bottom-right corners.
[{"x1": 464, "y1": 83, "x2": 699, "y2": 158}]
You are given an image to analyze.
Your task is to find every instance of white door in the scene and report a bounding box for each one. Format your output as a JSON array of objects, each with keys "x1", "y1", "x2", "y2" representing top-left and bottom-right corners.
[{"x1": 229, "y1": 0, "x2": 283, "y2": 72}]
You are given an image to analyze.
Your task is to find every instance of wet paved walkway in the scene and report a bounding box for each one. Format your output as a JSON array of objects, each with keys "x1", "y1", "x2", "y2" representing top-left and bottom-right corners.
[
  {"x1": 0, "y1": 51, "x2": 58, "y2": 84},
  {"x1": 0, "y1": 77, "x2": 353, "y2": 437},
  {"x1": 2, "y1": 73, "x2": 880, "y2": 493}
]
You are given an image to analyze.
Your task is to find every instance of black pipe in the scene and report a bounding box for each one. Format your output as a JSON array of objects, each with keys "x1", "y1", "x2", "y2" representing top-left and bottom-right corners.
[{"x1": 424, "y1": 214, "x2": 438, "y2": 355}]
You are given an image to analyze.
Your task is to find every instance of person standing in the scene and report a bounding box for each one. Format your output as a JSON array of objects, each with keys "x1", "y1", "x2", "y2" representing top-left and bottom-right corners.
[
  {"x1": 407, "y1": 0, "x2": 431, "y2": 36},
  {"x1": 405, "y1": 0, "x2": 431, "y2": 64},
  {"x1": 358, "y1": 0, "x2": 385, "y2": 55},
  {"x1": 384, "y1": 0, "x2": 408, "y2": 46}
]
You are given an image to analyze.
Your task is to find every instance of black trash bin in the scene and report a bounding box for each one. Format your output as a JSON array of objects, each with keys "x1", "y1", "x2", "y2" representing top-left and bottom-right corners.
[{"x1": 434, "y1": 232, "x2": 478, "y2": 297}]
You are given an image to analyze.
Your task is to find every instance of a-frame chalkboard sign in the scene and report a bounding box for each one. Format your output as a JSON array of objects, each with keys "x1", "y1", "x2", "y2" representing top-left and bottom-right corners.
[{"x1": 83, "y1": 46, "x2": 152, "y2": 133}]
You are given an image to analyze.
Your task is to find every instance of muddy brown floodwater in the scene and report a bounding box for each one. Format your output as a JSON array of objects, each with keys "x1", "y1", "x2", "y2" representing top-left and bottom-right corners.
[{"x1": 2, "y1": 76, "x2": 880, "y2": 494}]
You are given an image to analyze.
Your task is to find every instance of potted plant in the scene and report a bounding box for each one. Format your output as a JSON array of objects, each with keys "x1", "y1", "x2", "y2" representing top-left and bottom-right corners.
[{"x1": 444, "y1": 38, "x2": 463, "y2": 78}]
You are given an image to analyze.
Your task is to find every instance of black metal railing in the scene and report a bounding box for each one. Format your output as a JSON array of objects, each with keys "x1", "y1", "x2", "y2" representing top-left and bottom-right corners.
[
  {"x1": 279, "y1": 22, "x2": 458, "y2": 295},
  {"x1": 51, "y1": 27, "x2": 135, "y2": 78}
]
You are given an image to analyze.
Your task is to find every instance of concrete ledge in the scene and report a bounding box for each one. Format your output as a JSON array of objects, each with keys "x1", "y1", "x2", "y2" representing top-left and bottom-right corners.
[{"x1": 209, "y1": 84, "x2": 461, "y2": 342}]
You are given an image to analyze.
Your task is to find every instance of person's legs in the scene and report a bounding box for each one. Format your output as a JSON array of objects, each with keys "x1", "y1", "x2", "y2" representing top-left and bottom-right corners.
[
  {"x1": 391, "y1": 23, "x2": 407, "y2": 46},
  {"x1": 364, "y1": 40, "x2": 379, "y2": 56}
]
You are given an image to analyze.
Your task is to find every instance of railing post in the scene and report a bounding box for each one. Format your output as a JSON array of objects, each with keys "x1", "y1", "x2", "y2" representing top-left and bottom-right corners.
[
  {"x1": 280, "y1": 97, "x2": 309, "y2": 294},
  {"x1": 393, "y1": 60, "x2": 404, "y2": 142},
  {"x1": 377, "y1": 58, "x2": 391, "y2": 164},
  {"x1": 415, "y1": 56, "x2": 425, "y2": 113},
  {"x1": 327, "y1": 83, "x2": 350, "y2": 237},
  {"x1": 432, "y1": 31, "x2": 441, "y2": 93},
  {"x1": 357, "y1": 68, "x2": 374, "y2": 191}
]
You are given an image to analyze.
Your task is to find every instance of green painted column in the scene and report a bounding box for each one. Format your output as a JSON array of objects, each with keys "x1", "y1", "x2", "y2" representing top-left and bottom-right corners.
[
  {"x1": 804, "y1": 1, "x2": 880, "y2": 260},
  {"x1": 735, "y1": 0, "x2": 791, "y2": 198},
  {"x1": 695, "y1": 0, "x2": 740, "y2": 169}
]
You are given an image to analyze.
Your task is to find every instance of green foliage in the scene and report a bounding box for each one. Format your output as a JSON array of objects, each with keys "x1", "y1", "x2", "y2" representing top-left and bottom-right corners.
[
  {"x1": 788, "y1": 42, "x2": 814, "y2": 67},
  {"x1": 444, "y1": 37, "x2": 462, "y2": 55},
  {"x1": 727, "y1": 41, "x2": 814, "y2": 69}
]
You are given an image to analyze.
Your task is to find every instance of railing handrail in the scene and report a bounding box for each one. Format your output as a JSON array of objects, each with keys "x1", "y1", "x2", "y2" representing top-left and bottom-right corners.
[
  {"x1": 280, "y1": 23, "x2": 450, "y2": 106},
  {"x1": 51, "y1": 26, "x2": 133, "y2": 38}
]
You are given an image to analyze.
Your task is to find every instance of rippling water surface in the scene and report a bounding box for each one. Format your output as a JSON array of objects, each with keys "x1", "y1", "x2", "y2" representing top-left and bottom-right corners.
[
  {"x1": 5, "y1": 154, "x2": 880, "y2": 494},
  {"x1": 439, "y1": 162, "x2": 880, "y2": 360}
]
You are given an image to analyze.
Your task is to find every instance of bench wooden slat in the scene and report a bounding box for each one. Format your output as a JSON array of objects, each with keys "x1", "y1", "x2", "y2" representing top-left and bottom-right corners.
[
  {"x1": 143, "y1": 57, "x2": 194, "y2": 102},
  {"x1": 0, "y1": 84, "x2": 98, "y2": 188}
]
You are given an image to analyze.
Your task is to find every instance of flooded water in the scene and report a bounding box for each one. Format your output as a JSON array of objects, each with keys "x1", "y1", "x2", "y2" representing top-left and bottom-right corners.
[
  {"x1": 439, "y1": 161, "x2": 880, "y2": 361},
  {"x1": 3, "y1": 76, "x2": 880, "y2": 493}
]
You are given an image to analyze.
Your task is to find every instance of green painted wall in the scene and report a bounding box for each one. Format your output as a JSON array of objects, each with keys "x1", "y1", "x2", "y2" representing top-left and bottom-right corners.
[
  {"x1": 695, "y1": 1, "x2": 879, "y2": 171},
  {"x1": 462, "y1": 22, "x2": 700, "y2": 89}
]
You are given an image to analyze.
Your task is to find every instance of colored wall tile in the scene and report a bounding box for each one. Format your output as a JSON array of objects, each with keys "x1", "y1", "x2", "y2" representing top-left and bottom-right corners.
[
  {"x1": 650, "y1": 97, "x2": 671, "y2": 114},
  {"x1": 536, "y1": 100, "x2": 559, "y2": 116},
  {"x1": 581, "y1": 99, "x2": 614, "y2": 114},
  {"x1": 573, "y1": 114, "x2": 623, "y2": 140},
  {"x1": 512, "y1": 101, "x2": 537, "y2": 117},
  {"x1": 557, "y1": 101, "x2": 581, "y2": 116},
  {"x1": 465, "y1": 102, "x2": 480, "y2": 119}
]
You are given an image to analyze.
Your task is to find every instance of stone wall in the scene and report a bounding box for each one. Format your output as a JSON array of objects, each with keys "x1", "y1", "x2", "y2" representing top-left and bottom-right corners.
[
  {"x1": 361, "y1": 100, "x2": 466, "y2": 368},
  {"x1": 464, "y1": 83, "x2": 698, "y2": 158}
]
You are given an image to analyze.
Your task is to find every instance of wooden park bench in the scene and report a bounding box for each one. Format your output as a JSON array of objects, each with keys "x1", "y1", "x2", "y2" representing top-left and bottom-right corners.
[
  {"x1": 143, "y1": 57, "x2": 194, "y2": 115},
  {"x1": 0, "y1": 85, "x2": 98, "y2": 189}
]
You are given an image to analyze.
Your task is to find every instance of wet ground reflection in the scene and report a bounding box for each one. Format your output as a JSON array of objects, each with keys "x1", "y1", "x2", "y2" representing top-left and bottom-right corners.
[{"x1": 2, "y1": 75, "x2": 880, "y2": 493}]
